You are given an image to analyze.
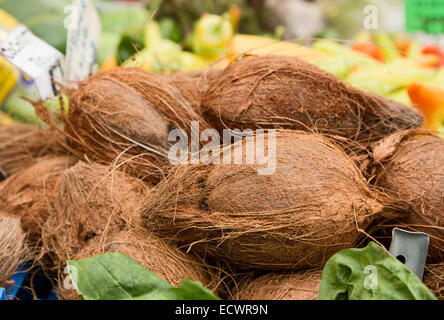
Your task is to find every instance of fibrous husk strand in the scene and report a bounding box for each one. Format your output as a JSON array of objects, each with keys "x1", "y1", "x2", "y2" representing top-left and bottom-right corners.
[{"x1": 423, "y1": 263, "x2": 444, "y2": 300}]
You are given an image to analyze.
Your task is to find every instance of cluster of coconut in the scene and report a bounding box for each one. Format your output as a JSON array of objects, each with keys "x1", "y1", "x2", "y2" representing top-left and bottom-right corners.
[{"x1": 0, "y1": 55, "x2": 442, "y2": 300}]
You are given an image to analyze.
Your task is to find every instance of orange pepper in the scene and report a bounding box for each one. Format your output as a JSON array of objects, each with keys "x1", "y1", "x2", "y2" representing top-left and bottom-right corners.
[
  {"x1": 351, "y1": 42, "x2": 385, "y2": 62},
  {"x1": 394, "y1": 35, "x2": 411, "y2": 57},
  {"x1": 407, "y1": 82, "x2": 444, "y2": 131},
  {"x1": 101, "y1": 55, "x2": 118, "y2": 71},
  {"x1": 422, "y1": 44, "x2": 444, "y2": 67}
]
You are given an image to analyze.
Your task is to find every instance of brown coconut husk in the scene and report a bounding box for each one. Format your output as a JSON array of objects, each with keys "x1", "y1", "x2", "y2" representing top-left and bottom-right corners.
[
  {"x1": 0, "y1": 157, "x2": 75, "y2": 248},
  {"x1": 0, "y1": 213, "x2": 30, "y2": 287},
  {"x1": 233, "y1": 269, "x2": 322, "y2": 300},
  {"x1": 57, "y1": 229, "x2": 222, "y2": 300},
  {"x1": 42, "y1": 161, "x2": 151, "y2": 270},
  {"x1": 162, "y1": 69, "x2": 222, "y2": 115},
  {"x1": 423, "y1": 263, "x2": 444, "y2": 300},
  {"x1": 202, "y1": 55, "x2": 423, "y2": 149},
  {"x1": 367, "y1": 129, "x2": 444, "y2": 263},
  {"x1": 0, "y1": 124, "x2": 67, "y2": 176},
  {"x1": 142, "y1": 130, "x2": 389, "y2": 271},
  {"x1": 45, "y1": 68, "x2": 210, "y2": 184}
]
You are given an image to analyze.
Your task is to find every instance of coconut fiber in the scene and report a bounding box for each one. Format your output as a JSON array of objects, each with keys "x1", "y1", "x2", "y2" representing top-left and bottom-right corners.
[
  {"x1": 234, "y1": 269, "x2": 322, "y2": 300},
  {"x1": 59, "y1": 68, "x2": 209, "y2": 184},
  {"x1": 0, "y1": 124, "x2": 67, "y2": 176},
  {"x1": 57, "y1": 229, "x2": 218, "y2": 300},
  {"x1": 0, "y1": 157, "x2": 74, "y2": 248},
  {"x1": 202, "y1": 55, "x2": 423, "y2": 148},
  {"x1": 423, "y1": 263, "x2": 444, "y2": 300},
  {"x1": 41, "y1": 161, "x2": 151, "y2": 269},
  {"x1": 142, "y1": 130, "x2": 386, "y2": 270},
  {"x1": 0, "y1": 213, "x2": 30, "y2": 287},
  {"x1": 162, "y1": 69, "x2": 222, "y2": 115},
  {"x1": 369, "y1": 130, "x2": 444, "y2": 263}
]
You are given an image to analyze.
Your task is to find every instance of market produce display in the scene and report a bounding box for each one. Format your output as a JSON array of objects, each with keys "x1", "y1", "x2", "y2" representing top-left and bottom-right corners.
[{"x1": 0, "y1": 0, "x2": 443, "y2": 302}]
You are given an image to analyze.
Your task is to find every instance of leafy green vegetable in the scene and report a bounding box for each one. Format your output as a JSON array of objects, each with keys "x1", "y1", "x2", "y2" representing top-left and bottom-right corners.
[
  {"x1": 319, "y1": 242, "x2": 437, "y2": 300},
  {"x1": 118, "y1": 31, "x2": 145, "y2": 63},
  {"x1": 100, "y1": 9, "x2": 150, "y2": 35},
  {"x1": 98, "y1": 32, "x2": 121, "y2": 65},
  {"x1": 0, "y1": 0, "x2": 147, "y2": 54},
  {"x1": 159, "y1": 17, "x2": 182, "y2": 43},
  {"x1": 134, "y1": 280, "x2": 219, "y2": 300},
  {"x1": 67, "y1": 253, "x2": 219, "y2": 300}
]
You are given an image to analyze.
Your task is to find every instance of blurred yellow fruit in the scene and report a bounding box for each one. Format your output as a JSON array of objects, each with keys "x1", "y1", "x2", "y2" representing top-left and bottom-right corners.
[
  {"x1": 0, "y1": 112, "x2": 13, "y2": 125},
  {"x1": 0, "y1": 9, "x2": 19, "y2": 29},
  {"x1": 101, "y1": 55, "x2": 118, "y2": 71},
  {"x1": 229, "y1": 34, "x2": 328, "y2": 62}
]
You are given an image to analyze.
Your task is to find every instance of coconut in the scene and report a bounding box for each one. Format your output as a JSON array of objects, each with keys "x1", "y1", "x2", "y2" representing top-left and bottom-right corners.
[
  {"x1": 42, "y1": 161, "x2": 150, "y2": 269},
  {"x1": 0, "y1": 157, "x2": 74, "y2": 247},
  {"x1": 0, "y1": 213, "x2": 30, "y2": 287},
  {"x1": 59, "y1": 68, "x2": 209, "y2": 184},
  {"x1": 368, "y1": 129, "x2": 444, "y2": 262},
  {"x1": 57, "y1": 229, "x2": 220, "y2": 300},
  {"x1": 202, "y1": 55, "x2": 423, "y2": 148},
  {"x1": 423, "y1": 263, "x2": 444, "y2": 300},
  {"x1": 162, "y1": 69, "x2": 222, "y2": 115},
  {"x1": 234, "y1": 270, "x2": 322, "y2": 300},
  {"x1": 142, "y1": 130, "x2": 386, "y2": 270},
  {"x1": 0, "y1": 124, "x2": 66, "y2": 176}
]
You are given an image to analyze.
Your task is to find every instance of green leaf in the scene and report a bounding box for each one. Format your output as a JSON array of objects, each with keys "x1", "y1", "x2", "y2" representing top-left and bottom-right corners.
[
  {"x1": 98, "y1": 32, "x2": 121, "y2": 65},
  {"x1": 136, "y1": 281, "x2": 220, "y2": 300},
  {"x1": 67, "y1": 253, "x2": 219, "y2": 300},
  {"x1": 68, "y1": 253, "x2": 172, "y2": 300},
  {"x1": 100, "y1": 9, "x2": 150, "y2": 34},
  {"x1": 159, "y1": 18, "x2": 182, "y2": 43},
  {"x1": 319, "y1": 242, "x2": 437, "y2": 300}
]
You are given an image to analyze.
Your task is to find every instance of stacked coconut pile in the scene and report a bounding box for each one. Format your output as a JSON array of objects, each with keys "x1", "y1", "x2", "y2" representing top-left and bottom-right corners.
[{"x1": 0, "y1": 55, "x2": 442, "y2": 300}]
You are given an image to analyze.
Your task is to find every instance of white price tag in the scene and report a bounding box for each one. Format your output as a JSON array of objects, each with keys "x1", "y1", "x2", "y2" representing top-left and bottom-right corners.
[
  {"x1": 65, "y1": 0, "x2": 101, "y2": 82},
  {"x1": 0, "y1": 25, "x2": 64, "y2": 100}
]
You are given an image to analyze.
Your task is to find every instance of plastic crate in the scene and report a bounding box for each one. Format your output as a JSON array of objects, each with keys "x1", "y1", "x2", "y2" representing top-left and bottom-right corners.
[{"x1": 0, "y1": 265, "x2": 58, "y2": 300}]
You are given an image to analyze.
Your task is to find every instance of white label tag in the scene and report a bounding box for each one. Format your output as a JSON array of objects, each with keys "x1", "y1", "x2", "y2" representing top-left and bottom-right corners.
[
  {"x1": 0, "y1": 25, "x2": 64, "y2": 100},
  {"x1": 65, "y1": 0, "x2": 101, "y2": 82}
]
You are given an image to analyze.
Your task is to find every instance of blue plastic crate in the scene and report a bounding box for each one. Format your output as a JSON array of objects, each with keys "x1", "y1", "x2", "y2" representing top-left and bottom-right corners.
[{"x1": 0, "y1": 265, "x2": 58, "y2": 300}]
